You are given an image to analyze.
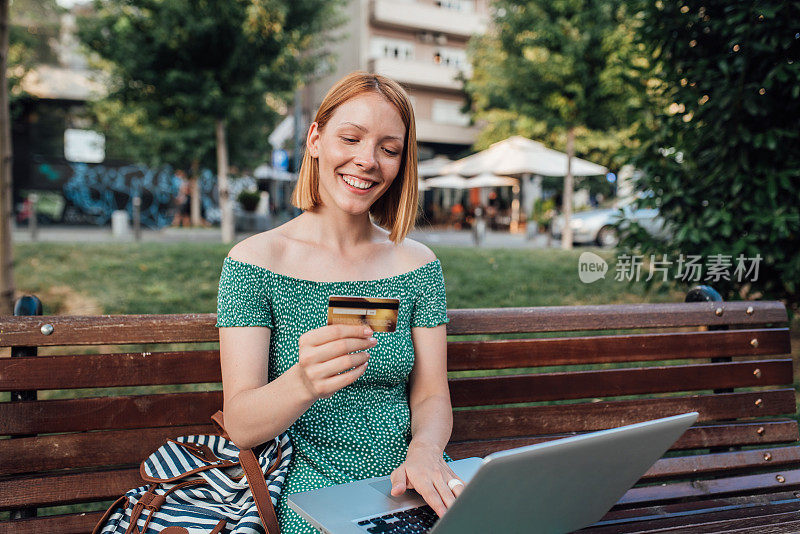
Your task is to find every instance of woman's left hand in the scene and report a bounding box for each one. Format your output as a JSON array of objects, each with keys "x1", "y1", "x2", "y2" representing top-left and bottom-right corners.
[{"x1": 389, "y1": 441, "x2": 464, "y2": 517}]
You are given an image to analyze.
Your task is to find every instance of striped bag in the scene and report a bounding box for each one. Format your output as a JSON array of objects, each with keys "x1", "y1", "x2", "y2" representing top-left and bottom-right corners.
[{"x1": 93, "y1": 411, "x2": 292, "y2": 534}]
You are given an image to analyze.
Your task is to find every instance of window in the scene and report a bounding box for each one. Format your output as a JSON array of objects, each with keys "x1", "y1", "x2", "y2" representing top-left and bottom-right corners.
[
  {"x1": 434, "y1": 47, "x2": 467, "y2": 69},
  {"x1": 436, "y1": 0, "x2": 474, "y2": 13},
  {"x1": 432, "y1": 99, "x2": 470, "y2": 126},
  {"x1": 370, "y1": 37, "x2": 415, "y2": 61}
]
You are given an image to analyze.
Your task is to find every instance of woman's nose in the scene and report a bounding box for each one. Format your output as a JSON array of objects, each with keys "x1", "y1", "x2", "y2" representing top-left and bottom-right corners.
[{"x1": 353, "y1": 144, "x2": 378, "y2": 170}]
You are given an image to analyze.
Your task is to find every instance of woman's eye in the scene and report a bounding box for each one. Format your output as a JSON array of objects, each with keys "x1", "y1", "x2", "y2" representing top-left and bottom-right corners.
[
  {"x1": 341, "y1": 137, "x2": 358, "y2": 143},
  {"x1": 383, "y1": 147, "x2": 400, "y2": 156}
]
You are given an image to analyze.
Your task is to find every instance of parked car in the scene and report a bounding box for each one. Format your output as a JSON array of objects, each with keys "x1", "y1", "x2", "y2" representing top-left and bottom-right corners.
[{"x1": 551, "y1": 199, "x2": 669, "y2": 247}]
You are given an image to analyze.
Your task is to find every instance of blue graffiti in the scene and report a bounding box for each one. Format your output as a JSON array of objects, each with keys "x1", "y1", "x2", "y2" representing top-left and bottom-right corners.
[
  {"x1": 39, "y1": 163, "x2": 61, "y2": 182},
  {"x1": 61, "y1": 163, "x2": 222, "y2": 229}
]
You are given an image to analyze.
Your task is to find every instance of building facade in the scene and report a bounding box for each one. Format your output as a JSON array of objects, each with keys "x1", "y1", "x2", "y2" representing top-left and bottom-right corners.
[{"x1": 305, "y1": 0, "x2": 489, "y2": 161}]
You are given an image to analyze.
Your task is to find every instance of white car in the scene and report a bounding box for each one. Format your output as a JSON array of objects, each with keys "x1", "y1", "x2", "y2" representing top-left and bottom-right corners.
[{"x1": 551, "y1": 201, "x2": 668, "y2": 247}]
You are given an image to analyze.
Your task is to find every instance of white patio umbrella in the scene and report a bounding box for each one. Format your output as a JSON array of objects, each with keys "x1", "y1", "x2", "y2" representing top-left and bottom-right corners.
[
  {"x1": 418, "y1": 155, "x2": 453, "y2": 178},
  {"x1": 253, "y1": 164, "x2": 296, "y2": 181},
  {"x1": 439, "y1": 135, "x2": 606, "y2": 177},
  {"x1": 423, "y1": 174, "x2": 471, "y2": 189},
  {"x1": 440, "y1": 136, "x2": 606, "y2": 239},
  {"x1": 466, "y1": 173, "x2": 519, "y2": 188}
]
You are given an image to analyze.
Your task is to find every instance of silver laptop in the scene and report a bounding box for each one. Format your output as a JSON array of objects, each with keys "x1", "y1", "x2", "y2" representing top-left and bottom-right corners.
[{"x1": 288, "y1": 412, "x2": 698, "y2": 534}]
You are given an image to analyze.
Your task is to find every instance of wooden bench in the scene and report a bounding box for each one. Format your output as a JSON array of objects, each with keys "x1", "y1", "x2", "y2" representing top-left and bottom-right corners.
[{"x1": 1, "y1": 292, "x2": 798, "y2": 533}]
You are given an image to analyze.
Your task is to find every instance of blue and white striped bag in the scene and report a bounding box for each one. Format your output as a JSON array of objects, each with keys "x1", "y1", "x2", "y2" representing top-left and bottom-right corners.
[{"x1": 93, "y1": 412, "x2": 291, "y2": 534}]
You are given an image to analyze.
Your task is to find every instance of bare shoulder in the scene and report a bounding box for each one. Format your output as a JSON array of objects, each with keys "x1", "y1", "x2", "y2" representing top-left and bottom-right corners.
[
  {"x1": 226, "y1": 229, "x2": 286, "y2": 269},
  {"x1": 396, "y1": 237, "x2": 438, "y2": 271}
]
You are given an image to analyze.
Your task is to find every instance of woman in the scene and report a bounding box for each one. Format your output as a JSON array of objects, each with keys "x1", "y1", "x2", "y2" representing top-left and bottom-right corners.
[{"x1": 215, "y1": 71, "x2": 463, "y2": 533}]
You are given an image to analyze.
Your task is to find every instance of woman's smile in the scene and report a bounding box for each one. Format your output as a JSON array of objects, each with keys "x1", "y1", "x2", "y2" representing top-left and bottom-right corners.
[{"x1": 340, "y1": 173, "x2": 378, "y2": 193}]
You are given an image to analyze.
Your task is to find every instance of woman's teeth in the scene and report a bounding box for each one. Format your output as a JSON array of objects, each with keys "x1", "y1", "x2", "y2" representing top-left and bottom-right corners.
[{"x1": 341, "y1": 174, "x2": 375, "y2": 190}]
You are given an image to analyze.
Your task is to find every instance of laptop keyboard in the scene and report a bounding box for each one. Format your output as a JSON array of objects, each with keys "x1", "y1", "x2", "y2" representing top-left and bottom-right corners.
[{"x1": 355, "y1": 504, "x2": 440, "y2": 533}]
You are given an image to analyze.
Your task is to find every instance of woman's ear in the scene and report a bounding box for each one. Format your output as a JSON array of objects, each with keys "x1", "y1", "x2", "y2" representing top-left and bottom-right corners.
[{"x1": 307, "y1": 122, "x2": 321, "y2": 158}]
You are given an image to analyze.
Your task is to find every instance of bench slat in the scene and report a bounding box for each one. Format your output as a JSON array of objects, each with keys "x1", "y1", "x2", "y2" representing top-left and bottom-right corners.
[
  {"x1": 0, "y1": 424, "x2": 216, "y2": 475},
  {"x1": 2, "y1": 397, "x2": 794, "y2": 477},
  {"x1": 0, "y1": 391, "x2": 222, "y2": 436},
  {"x1": 1, "y1": 392, "x2": 793, "y2": 476},
  {"x1": 618, "y1": 467, "x2": 800, "y2": 506},
  {"x1": 451, "y1": 390, "x2": 797, "y2": 441},
  {"x1": 3, "y1": 493, "x2": 799, "y2": 534},
  {"x1": 595, "y1": 490, "x2": 800, "y2": 526},
  {"x1": 653, "y1": 516, "x2": 800, "y2": 534},
  {"x1": 446, "y1": 421, "x2": 800, "y2": 458},
  {"x1": 0, "y1": 350, "x2": 221, "y2": 391},
  {"x1": 0, "y1": 302, "x2": 787, "y2": 347},
  {"x1": 445, "y1": 302, "x2": 788, "y2": 334},
  {"x1": 4, "y1": 454, "x2": 798, "y2": 515},
  {"x1": 0, "y1": 511, "x2": 104, "y2": 534},
  {"x1": 450, "y1": 360, "x2": 793, "y2": 406},
  {"x1": 447, "y1": 328, "x2": 790, "y2": 371},
  {"x1": 646, "y1": 446, "x2": 800, "y2": 480},
  {"x1": 0, "y1": 314, "x2": 219, "y2": 347},
  {"x1": 584, "y1": 497, "x2": 800, "y2": 533},
  {"x1": 2, "y1": 361, "x2": 790, "y2": 436},
  {"x1": 599, "y1": 515, "x2": 800, "y2": 534},
  {"x1": 0, "y1": 329, "x2": 789, "y2": 392},
  {"x1": 0, "y1": 467, "x2": 140, "y2": 510}
]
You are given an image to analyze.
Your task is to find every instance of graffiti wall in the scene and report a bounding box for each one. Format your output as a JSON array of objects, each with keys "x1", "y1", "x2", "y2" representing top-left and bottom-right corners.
[{"x1": 19, "y1": 159, "x2": 238, "y2": 229}]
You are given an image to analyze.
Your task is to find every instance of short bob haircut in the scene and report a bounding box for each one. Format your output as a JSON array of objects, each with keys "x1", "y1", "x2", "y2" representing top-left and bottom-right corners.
[{"x1": 290, "y1": 71, "x2": 418, "y2": 244}]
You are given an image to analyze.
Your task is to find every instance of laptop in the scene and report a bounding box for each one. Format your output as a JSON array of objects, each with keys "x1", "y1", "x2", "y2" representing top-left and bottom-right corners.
[{"x1": 288, "y1": 412, "x2": 698, "y2": 534}]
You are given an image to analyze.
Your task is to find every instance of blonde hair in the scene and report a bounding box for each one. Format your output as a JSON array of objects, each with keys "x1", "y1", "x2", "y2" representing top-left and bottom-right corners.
[{"x1": 291, "y1": 71, "x2": 419, "y2": 244}]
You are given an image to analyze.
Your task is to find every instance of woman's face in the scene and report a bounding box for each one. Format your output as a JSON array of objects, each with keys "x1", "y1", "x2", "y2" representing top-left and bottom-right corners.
[{"x1": 307, "y1": 92, "x2": 406, "y2": 215}]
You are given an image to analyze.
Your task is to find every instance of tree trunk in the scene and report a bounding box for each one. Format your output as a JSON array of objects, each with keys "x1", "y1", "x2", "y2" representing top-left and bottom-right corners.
[
  {"x1": 0, "y1": 0, "x2": 15, "y2": 314},
  {"x1": 561, "y1": 127, "x2": 575, "y2": 250},
  {"x1": 190, "y1": 159, "x2": 201, "y2": 227},
  {"x1": 216, "y1": 118, "x2": 234, "y2": 243}
]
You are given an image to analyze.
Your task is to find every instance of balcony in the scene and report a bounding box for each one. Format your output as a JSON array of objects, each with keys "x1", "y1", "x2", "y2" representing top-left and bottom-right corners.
[
  {"x1": 416, "y1": 118, "x2": 480, "y2": 145},
  {"x1": 370, "y1": 57, "x2": 466, "y2": 92},
  {"x1": 371, "y1": 0, "x2": 487, "y2": 39}
]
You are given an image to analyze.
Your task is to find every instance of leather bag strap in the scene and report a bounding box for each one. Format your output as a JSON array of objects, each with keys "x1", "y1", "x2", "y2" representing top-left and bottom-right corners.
[
  {"x1": 212, "y1": 410, "x2": 282, "y2": 534},
  {"x1": 240, "y1": 445, "x2": 281, "y2": 534},
  {"x1": 211, "y1": 410, "x2": 230, "y2": 440}
]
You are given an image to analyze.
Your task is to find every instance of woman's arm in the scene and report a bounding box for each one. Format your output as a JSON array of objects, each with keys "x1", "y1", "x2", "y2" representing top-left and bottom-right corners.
[
  {"x1": 220, "y1": 324, "x2": 377, "y2": 449},
  {"x1": 407, "y1": 324, "x2": 452, "y2": 452},
  {"x1": 389, "y1": 323, "x2": 462, "y2": 518},
  {"x1": 220, "y1": 326, "x2": 315, "y2": 449}
]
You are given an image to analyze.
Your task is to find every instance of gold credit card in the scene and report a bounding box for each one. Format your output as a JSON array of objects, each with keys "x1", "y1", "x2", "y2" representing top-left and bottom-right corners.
[{"x1": 327, "y1": 295, "x2": 400, "y2": 333}]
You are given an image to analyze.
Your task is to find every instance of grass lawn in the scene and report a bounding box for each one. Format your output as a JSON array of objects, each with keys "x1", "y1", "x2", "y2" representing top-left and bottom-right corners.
[{"x1": 13, "y1": 242, "x2": 687, "y2": 316}]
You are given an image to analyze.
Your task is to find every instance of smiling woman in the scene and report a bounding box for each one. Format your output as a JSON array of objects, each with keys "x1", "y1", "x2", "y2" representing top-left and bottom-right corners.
[{"x1": 216, "y1": 71, "x2": 458, "y2": 534}]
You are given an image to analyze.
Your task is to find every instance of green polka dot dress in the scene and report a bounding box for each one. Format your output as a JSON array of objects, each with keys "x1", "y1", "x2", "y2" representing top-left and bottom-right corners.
[{"x1": 215, "y1": 256, "x2": 452, "y2": 533}]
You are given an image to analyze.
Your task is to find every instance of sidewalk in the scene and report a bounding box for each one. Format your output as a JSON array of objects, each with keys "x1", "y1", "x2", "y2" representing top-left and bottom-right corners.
[{"x1": 13, "y1": 224, "x2": 556, "y2": 249}]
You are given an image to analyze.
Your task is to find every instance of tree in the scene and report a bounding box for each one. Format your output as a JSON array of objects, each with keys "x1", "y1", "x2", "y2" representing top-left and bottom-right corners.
[
  {"x1": 465, "y1": 0, "x2": 644, "y2": 248},
  {"x1": 1, "y1": 0, "x2": 13, "y2": 314},
  {"x1": 78, "y1": 0, "x2": 343, "y2": 241},
  {"x1": 1, "y1": 0, "x2": 63, "y2": 313},
  {"x1": 621, "y1": 1, "x2": 800, "y2": 313}
]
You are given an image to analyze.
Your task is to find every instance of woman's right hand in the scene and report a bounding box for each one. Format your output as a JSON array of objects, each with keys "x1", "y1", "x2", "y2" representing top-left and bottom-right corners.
[{"x1": 294, "y1": 324, "x2": 377, "y2": 400}]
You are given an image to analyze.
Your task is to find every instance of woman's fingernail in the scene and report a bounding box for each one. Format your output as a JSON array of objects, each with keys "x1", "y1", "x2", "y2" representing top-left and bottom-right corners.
[
  {"x1": 369, "y1": 336, "x2": 377, "y2": 344},
  {"x1": 363, "y1": 327, "x2": 373, "y2": 335}
]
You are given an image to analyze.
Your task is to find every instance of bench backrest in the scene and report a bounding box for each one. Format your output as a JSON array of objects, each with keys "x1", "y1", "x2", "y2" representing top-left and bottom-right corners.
[{"x1": 0, "y1": 300, "x2": 796, "y2": 533}]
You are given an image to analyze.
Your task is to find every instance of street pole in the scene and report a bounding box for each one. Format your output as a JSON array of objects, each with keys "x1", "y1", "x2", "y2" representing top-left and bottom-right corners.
[
  {"x1": 0, "y1": 0, "x2": 16, "y2": 314},
  {"x1": 27, "y1": 193, "x2": 37, "y2": 241},
  {"x1": 216, "y1": 118, "x2": 234, "y2": 243},
  {"x1": 132, "y1": 196, "x2": 141, "y2": 241},
  {"x1": 561, "y1": 127, "x2": 575, "y2": 250}
]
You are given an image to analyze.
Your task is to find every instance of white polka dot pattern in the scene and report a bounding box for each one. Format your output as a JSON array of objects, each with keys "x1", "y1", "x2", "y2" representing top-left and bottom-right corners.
[{"x1": 215, "y1": 256, "x2": 452, "y2": 533}]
